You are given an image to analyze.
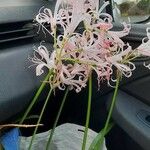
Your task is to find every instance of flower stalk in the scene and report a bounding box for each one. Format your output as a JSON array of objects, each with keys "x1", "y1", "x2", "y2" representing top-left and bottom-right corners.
[
  {"x1": 94, "y1": 72, "x2": 120, "y2": 150},
  {"x1": 28, "y1": 88, "x2": 53, "y2": 150},
  {"x1": 82, "y1": 74, "x2": 92, "y2": 150},
  {"x1": 46, "y1": 87, "x2": 69, "y2": 150},
  {"x1": 20, "y1": 72, "x2": 51, "y2": 124}
]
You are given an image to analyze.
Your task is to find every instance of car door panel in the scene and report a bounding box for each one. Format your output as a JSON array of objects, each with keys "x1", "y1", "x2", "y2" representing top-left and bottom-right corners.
[{"x1": 107, "y1": 90, "x2": 150, "y2": 150}]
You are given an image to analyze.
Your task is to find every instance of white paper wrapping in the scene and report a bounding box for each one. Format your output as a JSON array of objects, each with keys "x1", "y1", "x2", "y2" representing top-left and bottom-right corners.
[{"x1": 20, "y1": 123, "x2": 107, "y2": 150}]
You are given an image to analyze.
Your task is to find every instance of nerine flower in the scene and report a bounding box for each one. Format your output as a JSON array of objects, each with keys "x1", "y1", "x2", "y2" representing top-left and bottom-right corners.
[
  {"x1": 31, "y1": 45, "x2": 56, "y2": 76},
  {"x1": 137, "y1": 28, "x2": 150, "y2": 56},
  {"x1": 136, "y1": 28, "x2": 150, "y2": 69},
  {"x1": 32, "y1": 0, "x2": 149, "y2": 92}
]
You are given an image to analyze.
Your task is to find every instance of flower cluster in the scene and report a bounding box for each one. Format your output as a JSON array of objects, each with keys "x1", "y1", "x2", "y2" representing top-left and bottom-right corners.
[{"x1": 32, "y1": 0, "x2": 150, "y2": 92}]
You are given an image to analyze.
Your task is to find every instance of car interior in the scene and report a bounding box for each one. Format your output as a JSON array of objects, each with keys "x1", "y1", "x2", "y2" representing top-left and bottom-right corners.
[{"x1": 0, "y1": 0, "x2": 150, "y2": 150}]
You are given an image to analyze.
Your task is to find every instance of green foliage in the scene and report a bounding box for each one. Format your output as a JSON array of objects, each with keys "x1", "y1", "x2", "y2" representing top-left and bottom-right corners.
[
  {"x1": 119, "y1": 0, "x2": 150, "y2": 16},
  {"x1": 137, "y1": 0, "x2": 149, "y2": 10},
  {"x1": 119, "y1": 1, "x2": 130, "y2": 14},
  {"x1": 137, "y1": 0, "x2": 150, "y2": 14}
]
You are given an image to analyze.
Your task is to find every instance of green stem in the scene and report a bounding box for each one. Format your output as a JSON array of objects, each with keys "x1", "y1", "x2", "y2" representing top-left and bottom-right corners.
[
  {"x1": 46, "y1": 88, "x2": 69, "y2": 150},
  {"x1": 82, "y1": 75, "x2": 92, "y2": 150},
  {"x1": 20, "y1": 72, "x2": 51, "y2": 124},
  {"x1": 28, "y1": 88, "x2": 53, "y2": 150},
  {"x1": 96, "y1": 74, "x2": 120, "y2": 150}
]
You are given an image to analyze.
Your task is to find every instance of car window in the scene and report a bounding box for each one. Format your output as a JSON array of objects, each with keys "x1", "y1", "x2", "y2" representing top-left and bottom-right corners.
[{"x1": 112, "y1": 0, "x2": 150, "y2": 23}]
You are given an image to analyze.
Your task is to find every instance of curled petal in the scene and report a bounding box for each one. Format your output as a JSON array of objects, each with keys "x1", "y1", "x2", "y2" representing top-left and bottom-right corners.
[
  {"x1": 31, "y1": 45, "x2": 55, "y2": 77},
  {"x1": 109, "y1": 22, "x2": 131, "y2": 38},
  {"x1": 137, "y1": 28, "x2": 150, "y2": 56},
  {"x1": 54, "y1": 0, "x2": 63, "y2": 18},
  {"x1": 65, "y1": 0, "x2": 85, "y2": 35},
  {"x1": 144, "y1": 62, "x2": 150, "y2": 69},
  {"x1": 128, "y1": 62, "x2": 136, "y2": 71},
  {"x1": 93, "y1": 22, "x2": 113, "y2": 31},
  {"x1": 108, "y1": 78, "x2": 116, "y2": 88},
  {"x1": 99, "y1": 13, "x2": 113, "y2": 23},
  {"x1": 37, "y1": 45, "x2": 50, "y2": 62},
  {"x1": 115, "y1": 63, "x2": 134, "y2": 78},
  {"x1": 36, "y1": 63, "x2": 48, "y2": 76},
  {"x1": 36, "y1": 7, "x2": 56, "y2": 33}
]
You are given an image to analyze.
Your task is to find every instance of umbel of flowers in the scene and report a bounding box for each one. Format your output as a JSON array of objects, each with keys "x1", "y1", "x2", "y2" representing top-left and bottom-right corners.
[
  {"x1": 26, "y1": 0, "x2": 150, "y2": 149},
  {"x1": 32, "y1": 0, "x2": 149, "y2": 92}
]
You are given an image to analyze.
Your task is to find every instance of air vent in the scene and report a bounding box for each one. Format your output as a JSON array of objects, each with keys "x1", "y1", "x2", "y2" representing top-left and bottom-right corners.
[{"x1": 0, "y1": 21, "x2": 36, "y2": 48}]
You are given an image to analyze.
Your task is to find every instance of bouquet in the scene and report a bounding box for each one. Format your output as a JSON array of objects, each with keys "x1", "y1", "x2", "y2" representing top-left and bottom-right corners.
[{"x1": 3, "y1": 0, "x2": 150, "y2": 150}]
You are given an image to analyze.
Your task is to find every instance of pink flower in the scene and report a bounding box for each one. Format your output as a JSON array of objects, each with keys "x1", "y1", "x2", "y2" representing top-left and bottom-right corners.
[
  {"x1": 94, "y1": 22, "x2": 113, "y2": 31},
  {"x1": 51, "y1": 62, "x2": 89, "y2": 92},
  {"x1": 108, "y1": 23, "x2": 131, "y2": 48},
  {"x1": 106, "y1": 45, "x2": 136, "y2": 78},
  {"x1": 31, "y1": 45, "x2": 56, "y2": 76},
  {"x1": 64, "y1": 0, "x2": 86, "y2": 35},
  {"x1": 137, "y1": 28, "x2": 150, "y2": 56},
  {"x1": 32, "y1": 0, "x2": 150, "y2": 92},
  {"x1": 36, "y1": 7, "x2": 56, "y2": 33},
  {"x1": 59, "y1": 64, "x2": 88, "y2": 92}
]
